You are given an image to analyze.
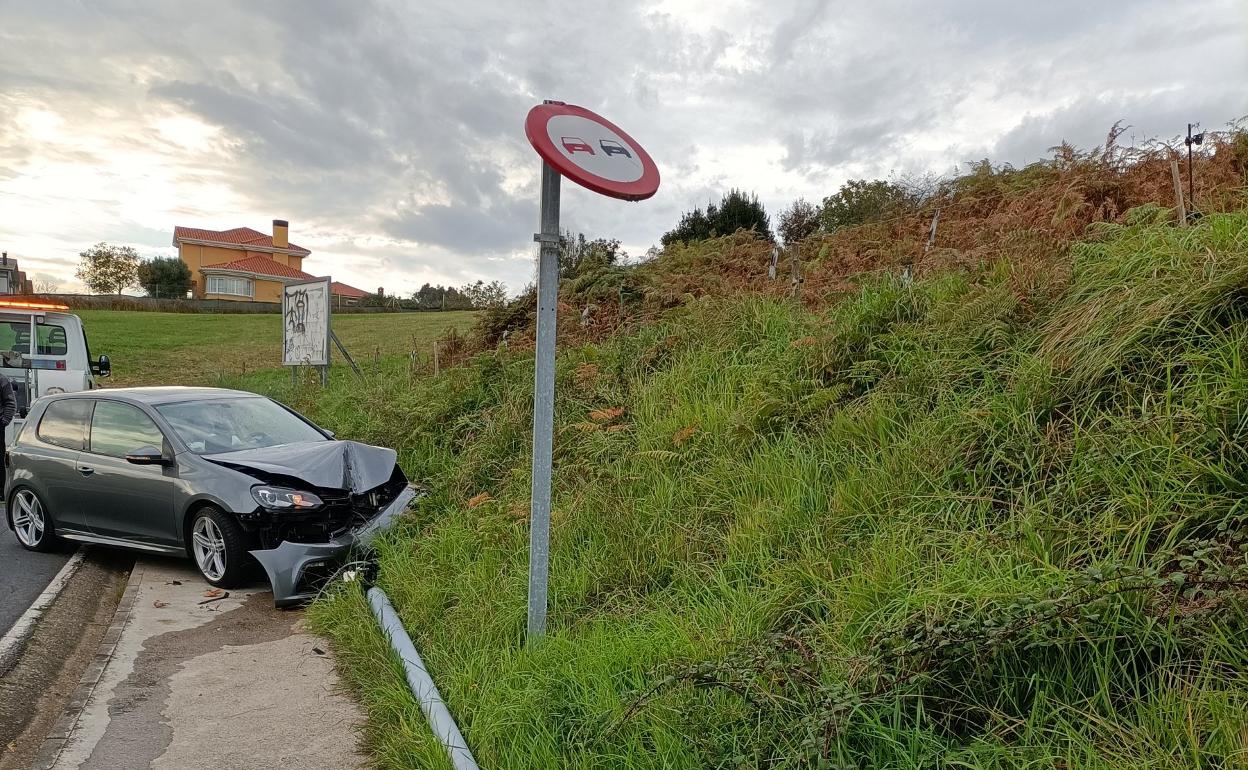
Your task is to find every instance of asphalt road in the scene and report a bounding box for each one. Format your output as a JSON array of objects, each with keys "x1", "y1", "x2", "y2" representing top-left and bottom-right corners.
[{"x1": 0, "y1": 511, "x2": 73, "y2": 636}]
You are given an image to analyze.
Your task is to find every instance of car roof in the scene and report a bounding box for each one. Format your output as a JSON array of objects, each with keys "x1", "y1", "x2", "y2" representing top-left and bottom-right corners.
[{"x1": 49, "y1": 386, "x2": 264, "y2": 406}]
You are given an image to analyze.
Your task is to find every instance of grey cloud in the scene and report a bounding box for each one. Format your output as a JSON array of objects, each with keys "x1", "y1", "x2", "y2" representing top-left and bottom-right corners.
[{"x1": 1, "y1": 0, "x2": 1244, "y2": 293}]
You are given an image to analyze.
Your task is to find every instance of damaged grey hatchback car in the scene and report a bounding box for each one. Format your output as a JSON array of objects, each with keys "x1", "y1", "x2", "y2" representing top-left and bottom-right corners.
[{"x1": 5, "y1": 387, "x2": 417, "y2": 605}]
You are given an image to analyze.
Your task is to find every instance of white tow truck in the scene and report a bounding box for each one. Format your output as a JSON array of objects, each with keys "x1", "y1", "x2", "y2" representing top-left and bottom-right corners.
[{"x1": 0, "y1": 299, "x2": 111, "y2": 445}]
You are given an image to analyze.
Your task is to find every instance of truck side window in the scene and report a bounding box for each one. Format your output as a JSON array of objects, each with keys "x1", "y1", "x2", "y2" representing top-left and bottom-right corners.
[
  {"x1": 37, "y1": 325, "x2": 68, "y2": 356},
  {"x1": 37, "y1": 399, "x2": 93, "y2": 450}
]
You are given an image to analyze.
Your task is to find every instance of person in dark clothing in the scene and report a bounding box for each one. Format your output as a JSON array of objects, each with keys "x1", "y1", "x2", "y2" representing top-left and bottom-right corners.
[
  {"x1": 0, "y1": 374, "x2": 15, "y2": 429},
  {"x1": 0, "y1": 373, "x2": 16, "y2": 482}
]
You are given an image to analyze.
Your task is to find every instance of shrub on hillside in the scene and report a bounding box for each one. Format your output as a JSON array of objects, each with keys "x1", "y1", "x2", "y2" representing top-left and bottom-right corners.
[{"x1": 661, "y1": 189, "x2": 773, "y2": 246}]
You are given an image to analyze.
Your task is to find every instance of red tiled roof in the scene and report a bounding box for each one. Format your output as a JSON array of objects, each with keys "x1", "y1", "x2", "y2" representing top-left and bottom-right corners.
[
  {"x1": 203, "y1": 255, "x2": 316, "y2": 280},
  {"x1": 173, "y1": 225, "x2": 310, "y2": 255},
  {"x1": 331, "y1": 281, "x2": 369, "y2": 298}
]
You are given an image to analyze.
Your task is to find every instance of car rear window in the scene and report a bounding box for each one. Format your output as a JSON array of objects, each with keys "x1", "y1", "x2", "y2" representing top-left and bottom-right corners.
[{"x1": 37, "y1": 399, "x2": 92, "y2": 450}]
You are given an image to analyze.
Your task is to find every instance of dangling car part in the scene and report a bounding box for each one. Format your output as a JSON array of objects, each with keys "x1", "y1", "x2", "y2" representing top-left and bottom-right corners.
[{"x1": 4, "y1": 386, "x2": 419, "y2": 605}]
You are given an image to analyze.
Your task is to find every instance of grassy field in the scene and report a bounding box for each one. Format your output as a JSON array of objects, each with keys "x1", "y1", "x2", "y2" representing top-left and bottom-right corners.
[
  {"x1": 254, "y1": 211, "x2": 1248, "y2": 768},
  {"x1": 78, "y1": 309, "x2": 477, "y2": 386}
]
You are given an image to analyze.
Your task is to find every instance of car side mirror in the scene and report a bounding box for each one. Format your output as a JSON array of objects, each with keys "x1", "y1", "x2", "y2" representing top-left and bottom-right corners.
[
  {"x1": 125, "y1": 445, "x2": 166, "y2": 465},
  {"x1": 92, "y1": 355, "x2": 111, "y2": 378}
]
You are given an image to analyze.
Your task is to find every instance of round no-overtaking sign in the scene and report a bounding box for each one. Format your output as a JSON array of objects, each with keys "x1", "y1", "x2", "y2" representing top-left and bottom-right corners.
[{"x1": 524, "y1": 102, "x2": 660, "y2": 201}]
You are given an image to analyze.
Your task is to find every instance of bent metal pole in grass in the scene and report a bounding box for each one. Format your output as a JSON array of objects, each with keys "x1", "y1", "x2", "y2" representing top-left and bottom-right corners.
[{"x1": 523, "y1": 101, "x2": 660, "y2": 640}]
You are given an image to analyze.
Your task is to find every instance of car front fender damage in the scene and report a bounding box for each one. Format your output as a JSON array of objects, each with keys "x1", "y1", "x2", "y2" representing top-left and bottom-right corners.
[{"x1": 250, "y1": 483, "x2": 420, "y2": 606}]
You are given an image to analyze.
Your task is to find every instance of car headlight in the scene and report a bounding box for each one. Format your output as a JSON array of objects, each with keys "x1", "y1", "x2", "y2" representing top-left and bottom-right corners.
[{"x1": 251, "y1": 485, "x2": 323, "y2": 510}]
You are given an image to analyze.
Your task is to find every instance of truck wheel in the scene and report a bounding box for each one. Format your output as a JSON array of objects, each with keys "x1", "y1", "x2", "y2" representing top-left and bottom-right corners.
[{"x1": 189, "y1": 507, "x2": 254, "y2": 589}]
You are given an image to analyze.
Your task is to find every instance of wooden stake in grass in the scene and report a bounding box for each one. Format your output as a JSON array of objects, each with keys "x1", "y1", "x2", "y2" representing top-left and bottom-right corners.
[
  {"x1": 924, "y1": 207, "x2": 940, "y2": 254},
  {"x1": 788, "y1": 244, "x2": 803, "y2": 300},
  {"x1": 433, "y1": 340, "x2": 440, "y2": 375},
  {"x1": 1171, "y1": 158, "x2": 1187, "y2": 227}
]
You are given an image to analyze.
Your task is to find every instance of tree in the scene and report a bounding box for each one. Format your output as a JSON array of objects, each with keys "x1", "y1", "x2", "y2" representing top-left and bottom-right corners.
[
  {"x1": 411, "y1": 283, "x2": 472, "y2": 310},
  {"x1": 661, "y1": 189, "x2": 772, "y2": 246},
  {"x1": 714, "y1": 189, "x2": 773, "y2": 241},
  {"x1": 137, "y1": 256, "x2": 192, "y2": 298},
  {"x1": 660, "y1": 206, "x2": 714, "y2": 246},
  {"x1": 33, "y1": 277, "x2": 60, "y2": 294},
  {"x1": 558, "y1": 231, "x2": 625, "y2": 277},
  {"x1": 818, "y1": 179, "x2": 914, "y2": 232},
  {"x1": 459, "y1": 279, "x2": 508, "y2": 309},
  {"x1": 76, "y1": 242, "x2": 140, "y2": 295},
  {"x1": 777, "y1": 198, "x2": 821, "y2": 247}
]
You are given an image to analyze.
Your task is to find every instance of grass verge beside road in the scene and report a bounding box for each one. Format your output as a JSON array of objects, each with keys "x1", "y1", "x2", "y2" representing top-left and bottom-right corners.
[
  {"x1": 79, "y1": 309, "x2": 477, "y2": 386},
  {"x1": 225, "y1": 211, "x2": 1248, "y2": 768}
]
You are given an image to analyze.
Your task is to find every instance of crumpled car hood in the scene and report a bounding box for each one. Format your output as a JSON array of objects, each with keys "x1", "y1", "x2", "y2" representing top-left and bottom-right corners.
[{"x1": 204, "y1": 440, "x2": 398, "y2": 494}]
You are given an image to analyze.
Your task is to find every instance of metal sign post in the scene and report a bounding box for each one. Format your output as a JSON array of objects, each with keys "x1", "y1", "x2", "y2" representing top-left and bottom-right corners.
[
  {"x1": 522, "y1": 100, "x2": 659, "y2": 642},
  {"x1": 527, "y1": 161, "x2": 561, "y2": 639}
]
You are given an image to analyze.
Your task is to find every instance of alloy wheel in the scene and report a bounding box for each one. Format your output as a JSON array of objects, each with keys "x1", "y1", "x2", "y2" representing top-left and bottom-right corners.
[
  {"x1": 11, "y1": 490, "x2": 45, "y2": 548},
  {"x1": 192, "y1": 515, "x2": 227, "y2": 581}
]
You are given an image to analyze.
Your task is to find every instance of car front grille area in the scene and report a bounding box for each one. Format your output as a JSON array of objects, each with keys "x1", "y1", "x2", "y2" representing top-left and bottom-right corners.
[{"x1": 253, "y1": 466, "x2": 409, "y2": 548}]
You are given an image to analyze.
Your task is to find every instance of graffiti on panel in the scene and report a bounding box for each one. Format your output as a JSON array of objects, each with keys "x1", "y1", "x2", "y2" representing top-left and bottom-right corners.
[{"x1": 282, "y1": 280, "x2": 329, "y2": 366}]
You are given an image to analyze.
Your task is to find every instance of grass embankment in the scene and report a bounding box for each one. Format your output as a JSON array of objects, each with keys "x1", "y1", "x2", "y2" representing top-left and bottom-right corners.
[
  {"x1": 79, "y1": 309, "x2": 476, "y2": 386},
  {"x1": 269, "y1": 211, "x2": 1248, "y2": 768}
]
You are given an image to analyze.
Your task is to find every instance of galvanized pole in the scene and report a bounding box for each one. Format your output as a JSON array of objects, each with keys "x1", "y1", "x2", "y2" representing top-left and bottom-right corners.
[
  {"x1": 1187, "y1": 123, "x2": 1195, "y2": 209},
  {"x1": 527, "y1": 160, "x2": 561, "y2": 641}
]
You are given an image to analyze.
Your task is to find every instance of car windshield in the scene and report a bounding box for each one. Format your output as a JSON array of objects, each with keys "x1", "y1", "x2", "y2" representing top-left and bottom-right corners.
[{"x1": 156, "y1": 396, "x2": 326, "y2": 454}]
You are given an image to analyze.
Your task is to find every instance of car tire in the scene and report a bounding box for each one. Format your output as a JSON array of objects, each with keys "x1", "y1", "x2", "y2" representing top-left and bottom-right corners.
[
  {"x1": 9, "y1": 487, "x2": 59, "y2": 552},
  {"x1": 188, "y1": 506, "x2": 254, "y2": 589}
]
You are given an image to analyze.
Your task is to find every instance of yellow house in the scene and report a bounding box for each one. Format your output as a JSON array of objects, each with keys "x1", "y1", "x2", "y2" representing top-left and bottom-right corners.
[{"x1": 172, "y1": 219, "x2": 314, "y2": 302}]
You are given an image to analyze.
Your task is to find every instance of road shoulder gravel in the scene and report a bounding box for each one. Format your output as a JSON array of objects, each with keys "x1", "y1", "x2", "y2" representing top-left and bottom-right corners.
[{"x1": 0, "y1": 551, "x2": 131, "y2": 770}]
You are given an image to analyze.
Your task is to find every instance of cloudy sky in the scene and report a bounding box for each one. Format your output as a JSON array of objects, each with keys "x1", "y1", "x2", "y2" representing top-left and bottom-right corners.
[{"x1": 1, "y1": 1, "x2": 1245, "y2": 295}]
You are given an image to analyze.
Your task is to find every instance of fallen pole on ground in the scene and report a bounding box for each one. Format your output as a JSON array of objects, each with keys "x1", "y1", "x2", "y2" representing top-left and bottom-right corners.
[{"x1": 367, "y1": 587, "x2": 480, "y2": 770}]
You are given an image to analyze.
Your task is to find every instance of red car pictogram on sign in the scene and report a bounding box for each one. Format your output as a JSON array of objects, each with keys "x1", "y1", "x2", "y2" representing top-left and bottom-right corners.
[{"x1": 561, "y1": 137, "x2": 594, "y2": 155}]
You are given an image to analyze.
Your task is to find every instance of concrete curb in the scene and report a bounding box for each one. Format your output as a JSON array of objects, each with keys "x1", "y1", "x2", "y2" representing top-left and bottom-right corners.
[
  {"x1": 29, "y1": 561, "x2": 143, "y2": 770},
  {"x1": 0, "y1": 548, "x2": 86, "y2": 676}
]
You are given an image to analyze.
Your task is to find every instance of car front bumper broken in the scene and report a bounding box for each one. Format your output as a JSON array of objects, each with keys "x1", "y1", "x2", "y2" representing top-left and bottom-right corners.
[{"x1": 250, "y1": 484, "x2": 420, "y2": 606}]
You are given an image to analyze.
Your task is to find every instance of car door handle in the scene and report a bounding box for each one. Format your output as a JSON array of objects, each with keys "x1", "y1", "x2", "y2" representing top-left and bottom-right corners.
[{"x1": 77, "y1": 465, "x2": 94, "y2": 476}]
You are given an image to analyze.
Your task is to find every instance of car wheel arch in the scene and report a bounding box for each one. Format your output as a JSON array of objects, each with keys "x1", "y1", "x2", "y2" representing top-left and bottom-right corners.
[{"x1": 180, "y1": 498, "x2": 238, "y2": 550}]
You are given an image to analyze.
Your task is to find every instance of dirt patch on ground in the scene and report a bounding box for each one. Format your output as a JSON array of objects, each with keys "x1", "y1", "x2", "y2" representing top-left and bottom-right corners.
[{"x1": 0, "y1": 551, "x2": 132, "y2": 770}]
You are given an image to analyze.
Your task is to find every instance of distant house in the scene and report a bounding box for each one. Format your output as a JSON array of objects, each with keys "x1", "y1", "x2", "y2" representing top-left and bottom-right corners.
[
  {"x1": 173, "y1": 219, "x2": 313, "y2": 302},
  {"x1": 330, "y1": 281, "x2": 369, "y2": 307},
  {"x1": 0, "y1": 252, "x2": 33, "y2": 295}
]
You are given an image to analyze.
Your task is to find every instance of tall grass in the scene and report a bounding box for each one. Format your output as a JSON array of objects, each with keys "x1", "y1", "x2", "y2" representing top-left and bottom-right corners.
[{"x1": 251, "y1": 211, "x2": 1248, "y2": 769}]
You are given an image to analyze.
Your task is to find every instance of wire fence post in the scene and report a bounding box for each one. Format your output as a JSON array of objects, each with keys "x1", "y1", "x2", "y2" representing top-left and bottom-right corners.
[
  {"x1": 787, "y1": 243, "x2": 803, "y2": 300},
  {"x1": 528, "y1": 160, "x2": 561, "y2": 642},
  {"x1": 1170, "y1": 158, "x2": 1188, "y2": 227}
]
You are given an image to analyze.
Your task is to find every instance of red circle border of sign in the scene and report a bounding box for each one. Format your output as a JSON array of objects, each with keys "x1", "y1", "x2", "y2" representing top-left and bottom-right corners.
[{"x1": 525, "y1": 102, "x2": 660, "y2": 202}]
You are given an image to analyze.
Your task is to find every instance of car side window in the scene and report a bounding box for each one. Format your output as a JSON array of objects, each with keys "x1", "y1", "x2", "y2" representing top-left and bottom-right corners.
[
  {"x1": 89, "y1": 401, "x2": 166, "y2": 458},
  {"x1": 36, "y1": 399, "x2": 93, "y2": 450}
]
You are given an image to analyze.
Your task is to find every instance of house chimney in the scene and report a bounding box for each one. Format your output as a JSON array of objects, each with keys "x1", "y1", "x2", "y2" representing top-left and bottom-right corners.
[
  {"x1": 377, "y1": 286, "x2": 385, "y2": 297},
  {"x1": 272, "y1": 219, "x2": 289, "y2": 249},
  {"x1": 2, "y1": 252, "x2": 7, "y2": 266}
]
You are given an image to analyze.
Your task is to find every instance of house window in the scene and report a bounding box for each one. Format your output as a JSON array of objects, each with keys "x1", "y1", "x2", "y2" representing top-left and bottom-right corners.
[{"x1": 207, "y1": 276, "x2": 254, "y2": 297}]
